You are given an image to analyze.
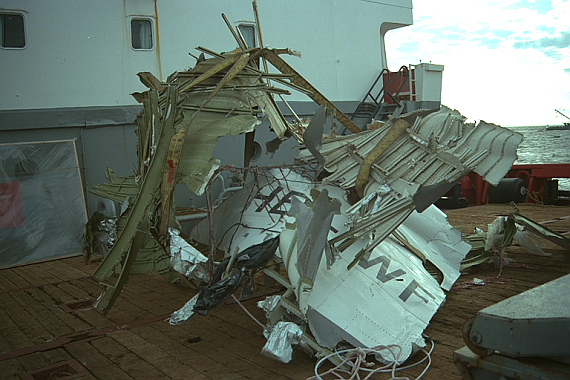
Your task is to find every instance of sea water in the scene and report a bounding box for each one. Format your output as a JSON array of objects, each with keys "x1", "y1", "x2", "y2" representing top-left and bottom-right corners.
[{"x1": 507, "y1": 126, "x2": 570, "y2": 190}]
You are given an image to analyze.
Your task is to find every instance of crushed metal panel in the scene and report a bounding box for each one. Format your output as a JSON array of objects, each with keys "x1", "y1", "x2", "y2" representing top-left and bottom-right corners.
[
  {"x1": 394, "y1": 206, "x2": 471, "y2": 291},
  {"x1": 92, "y1": 87, "x2": 180, "y2": 312},
  {"x1": 295, "y1": 107, "x2": 522, "y2": 254},
  {"x1": 510, "y1": 212, "x2": 570, "y2": 251},
  {"x1": 290, "y1": 188, "x2": 341, "y2": 283},
  {"x1": 188, "y1": 169, "x2": 468, "y2": 363},
  {"x1": 88, "y1": 168, "x2": 139, "y2": 203}
]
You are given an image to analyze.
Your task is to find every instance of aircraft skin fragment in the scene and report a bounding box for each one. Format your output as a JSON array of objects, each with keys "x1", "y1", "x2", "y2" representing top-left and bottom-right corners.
[
  {"x1": 86, "y1": 21, "x2": 524, "y2": 365},
  {"x1": 186, "y1": 169, "x2": 469, "y2": 362}
]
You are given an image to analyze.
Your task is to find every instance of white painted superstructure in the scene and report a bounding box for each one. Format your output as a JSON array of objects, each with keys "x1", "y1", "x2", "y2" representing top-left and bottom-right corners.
[
  {"x1": 1, "y1": 0, "x2": 413, "y2": 111},
  {"x1": 1, "y1": 0, "x2": 425, "y2": 216}
]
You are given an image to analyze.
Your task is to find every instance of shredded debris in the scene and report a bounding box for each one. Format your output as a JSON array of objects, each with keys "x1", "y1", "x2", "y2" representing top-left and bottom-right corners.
[{"x1": 85, "y1": 3, "x2": 543, "y2": 370}]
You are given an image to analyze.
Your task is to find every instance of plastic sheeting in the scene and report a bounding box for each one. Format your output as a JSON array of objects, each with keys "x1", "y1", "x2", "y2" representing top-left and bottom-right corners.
[{"x1": 0, "y1": 140, "x2": 87, "y2": 268}]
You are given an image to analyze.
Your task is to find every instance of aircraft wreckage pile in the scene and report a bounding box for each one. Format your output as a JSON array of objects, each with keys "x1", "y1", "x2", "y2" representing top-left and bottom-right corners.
[{"x1": 87, "y1": 44, "x2": 527, "y2": 367}]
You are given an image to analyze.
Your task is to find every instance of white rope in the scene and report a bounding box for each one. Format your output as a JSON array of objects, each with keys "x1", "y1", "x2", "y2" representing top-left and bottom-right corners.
[{"x1": 308, "y1": 336, "x2": 434, "y2": 380}]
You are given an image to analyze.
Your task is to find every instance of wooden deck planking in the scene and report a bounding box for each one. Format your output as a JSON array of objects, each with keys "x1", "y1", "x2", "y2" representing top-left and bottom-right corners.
[
  {"x1": 11, "y1": 263, "x2": 61, "y2": 286},
  {"x1": 90, "y1": 336, "x2": 171, "y2": 380},
  {"x1": 9, "y1": 288, "x2": 74, "y2": 338},
  {"x1": 0, "y1": 269, "x2": 34, "y2": 290},
  {"x1": 138, "y1": 323, "x2": 246, "y2": 378},
  {"x1": 0, "y1": 203, "x2": 568, "y2": 379},
  {"x1": 0, "y1": 356, "x2": 24, "y2": 379},
  {"x1": 65, "y1": 341, "x2": 136, "y2": 380},
  {"x1": 0, "y1": 274, "x2": 20, "y2": 293},
  {"x1": 0, "y1": 292, "x2": 54, "y2": 345},
  {"x1": 108, "y1": 329, "x2": 210, "y2": 379},
  {"x1": 24, "y1": 286, "x2": 92, "y2": 333},
  {"x1": 0, "y1": 304, "x2": 35, "y2": 351},
  {"x1": 37, "y1": 260, "x2": 91, "y2": 282}
]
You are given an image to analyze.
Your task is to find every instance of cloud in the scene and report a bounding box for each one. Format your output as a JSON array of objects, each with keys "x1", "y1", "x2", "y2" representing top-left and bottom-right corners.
[
  {"x1": 384, "y1": 0, "x2": 570, "y2": 126},
  {"x1": 513, "y1": 31, "x2": 570, "y2": 59},
  {"x1": 491, "y1": 29, "x2": 516, "y2": 39},
  {"x1": 471, "y1": 36, "x2": 503, "y2": 49},
  {"x1": 536, "y1": 25, "x2": 555, "y2": 34},
  {"x1": 505, "y1": 0, "x2": 553, "y2": 15}
]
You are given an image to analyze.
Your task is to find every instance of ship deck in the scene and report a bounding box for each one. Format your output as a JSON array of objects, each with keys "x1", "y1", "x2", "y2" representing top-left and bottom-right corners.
[{"x1": 1, "y1": 203, "x2": 569, "y2": 379}]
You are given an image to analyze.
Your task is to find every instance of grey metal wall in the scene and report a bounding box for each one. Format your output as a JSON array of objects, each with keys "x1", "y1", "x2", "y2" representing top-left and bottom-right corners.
[
  {"x1": 0, "y1": 106, "x2": 141, "y2": 215},
  {"x1": 1, "y1": 101, "x2": 360, "y2": 215}
]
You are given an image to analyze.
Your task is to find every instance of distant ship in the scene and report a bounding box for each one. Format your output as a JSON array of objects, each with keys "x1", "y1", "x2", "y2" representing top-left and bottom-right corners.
[
  {"x1": 545, "y1": 123, "x2": 570, "y2": 131},
  {"x1": 547, "y1": 109, "x2": 570, "y2": 130}
]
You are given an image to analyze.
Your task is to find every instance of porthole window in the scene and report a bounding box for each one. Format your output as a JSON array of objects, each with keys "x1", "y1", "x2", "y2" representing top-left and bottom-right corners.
[
  {"x1": 131, "y1": 19, "x2": 153, "y2": 50},
  {"x1": 1, "y1": 13, "x2": 26, "y2": 48}
]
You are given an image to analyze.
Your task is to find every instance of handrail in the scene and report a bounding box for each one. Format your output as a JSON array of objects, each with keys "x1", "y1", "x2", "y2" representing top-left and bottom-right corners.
[
  {"x1": 363, "y1": 68, "x2": 389, "y2": 106},
  {"x1": 351, "y1": 65, "x2": 412, "y2": 121}
]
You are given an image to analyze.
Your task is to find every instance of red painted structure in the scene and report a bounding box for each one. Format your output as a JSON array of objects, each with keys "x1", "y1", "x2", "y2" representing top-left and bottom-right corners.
[
  {"x1": 460, "y1": 164, "x2": 570, "y2": 205},
  {"x1": 383, "y1": 67, "x2": 415, "y2": 103}
]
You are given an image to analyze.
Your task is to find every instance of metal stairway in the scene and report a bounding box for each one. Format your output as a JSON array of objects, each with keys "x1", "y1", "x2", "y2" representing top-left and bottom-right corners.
[{"x1": 349, "y1": 66, "x2": 412, "y2": 130}]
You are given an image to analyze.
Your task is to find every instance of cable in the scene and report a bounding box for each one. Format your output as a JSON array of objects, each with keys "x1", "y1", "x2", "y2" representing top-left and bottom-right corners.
[
  {"x1": 308, "y1": 336, "x2": 434, "y2": 380},
  {"x1": 230, "y1": 294, "x2": 265, "y2": 329}
]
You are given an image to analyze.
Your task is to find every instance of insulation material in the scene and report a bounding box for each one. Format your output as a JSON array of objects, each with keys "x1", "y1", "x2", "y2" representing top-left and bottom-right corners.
[
  {"x1": 169, "y1": 294, "x2": 199, "y2": 325},
  {"x1": 169, "y1": 228, "x2": 209, "y2": 281},
  {"x1": 261, "y1": 322, "x2": 304, "y2": 363},
  {"x1": 0, "y1": 140, "x2": 87, "y2": 268}
]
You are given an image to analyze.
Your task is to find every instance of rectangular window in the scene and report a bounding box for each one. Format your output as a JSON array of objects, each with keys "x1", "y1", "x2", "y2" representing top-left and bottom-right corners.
[
  {"x1": 238, "y1": 24, "x2": 256, "y2": 48},
  {"x1": 1, "y1": 13, "x2": 26, "y2": 48},
  {"x1": 131, "y1": 19, "x2": 153, "y2": 50}
]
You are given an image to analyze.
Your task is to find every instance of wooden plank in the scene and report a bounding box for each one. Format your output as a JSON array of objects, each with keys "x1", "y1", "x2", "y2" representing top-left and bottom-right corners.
[
  {"x1": 41, "y1": 283, "x2": 78, "y2": 304},
  {"x1": 0, "y1": 292, "x2": 53, "y2": 345},
  {"x1": 38, "y1": 260, "x2": 90, "y2": 282},
  {"x1": 11, "y1": 263, "x2": 60, "y2": 286},
  {"x1": 69, "y1": 277, "x2": 107, "y2": 298},
  {"x1": 40, "y1": 347, "x2": 72, "y2": 365},
  {"x1": 0, "y1": 269, "x2": 33, "y2": 289},
  {"x1": 104, "y1": 295, "x2": 155, "y2": 326},
  {"x1": 25, "y1": 286, "x2": 92, "y2": 333},
  {"x1": 72, "y1": 308, "x2": 117, "y2": 330},
  {"x1": 0, "y1": 272, "x2": 20, "y2": 293},
  {"x1": 90, "y1": 336, "x2": 170, "y2": 380},
  {"x1": 108, "y1": 329, "x2": 209, "y2": 379},
  {"x1": 56, "y1": 280, "x2": 94, "y2": 302},
  {"x1": 118, "y1": 287, "x2": 181, "y2": 316},
  {"x1": 65, "y1": 277, "x2": 149, "y2": 327},
  {"x1": 0, "y1": 303, "x2": 34, "y2": 350},
  {"x1": 9, "y1": 287, "x2": 74, "y2": 338},
  {"x1": 60, "y1": 256, "x2": 99, "y2": 276},
  {"x1": 0, "y1": 327, "x2": 13, "y2": 353},
  {"x1": 135, "y1": 323, "x2": 235, "y2": 377},
  {"x1": 40, "y1": 282, "x2": 117, "y2": 329},
  {"x1": 167, "y1": 317, "x2": 314, "y2": 379},
  {"x1": 122, "y1": 273, "x2": 193, "y2": 307},
  {"x1": 16, "y1": 352, "x2": 51, "y2": 373},
  {"x1": 65, "y1": 341, "x2": 135, "y2": 380},
  {"x1": 0, "y1": 356, "x2": 25, "y2": 378},
  {"x1": 155, "y1": 320, "x2": 317, "y2": 380}
]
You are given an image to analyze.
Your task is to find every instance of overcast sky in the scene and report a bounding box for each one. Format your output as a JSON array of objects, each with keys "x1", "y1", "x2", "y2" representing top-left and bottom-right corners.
[{"x1": 384, "y1": 0, "x2": 570, "y2": 127}]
